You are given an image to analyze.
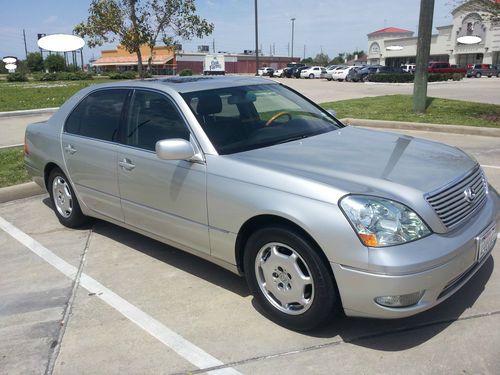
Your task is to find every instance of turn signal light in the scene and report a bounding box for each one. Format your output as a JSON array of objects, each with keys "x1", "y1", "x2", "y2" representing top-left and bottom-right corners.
[
  {"x1": 24, "y1": 136, "x2": 29, "y2": 155},
  {"x1": 359, "y1": 233, "x2": 378, "y2": 247}
]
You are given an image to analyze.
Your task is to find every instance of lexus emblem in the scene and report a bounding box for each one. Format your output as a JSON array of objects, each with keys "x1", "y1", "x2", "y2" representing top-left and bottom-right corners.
[{"x1": 464, "y1": 186, "x2": 477, "y2": 203}]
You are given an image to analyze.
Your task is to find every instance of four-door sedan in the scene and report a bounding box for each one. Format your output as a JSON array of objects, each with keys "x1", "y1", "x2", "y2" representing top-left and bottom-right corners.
[{"x1": 25, "y1": 76, "x2": 498, "y2": 331}]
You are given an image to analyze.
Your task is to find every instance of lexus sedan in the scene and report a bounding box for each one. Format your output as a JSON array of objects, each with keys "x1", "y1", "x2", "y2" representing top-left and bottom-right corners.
[{"x1": 25, "y1": 76, "x2": 498, "y2": 331}]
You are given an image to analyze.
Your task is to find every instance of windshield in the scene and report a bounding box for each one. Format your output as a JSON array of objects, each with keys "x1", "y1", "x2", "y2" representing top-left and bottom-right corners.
[{"x1": 181, "y1": 84, "x2": 342, "y2": 155}]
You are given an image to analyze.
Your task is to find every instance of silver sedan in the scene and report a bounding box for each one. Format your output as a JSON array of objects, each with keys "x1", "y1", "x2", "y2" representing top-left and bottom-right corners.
[{"x1": 24, "y1": 76, "x2": 498, "y2": 331}]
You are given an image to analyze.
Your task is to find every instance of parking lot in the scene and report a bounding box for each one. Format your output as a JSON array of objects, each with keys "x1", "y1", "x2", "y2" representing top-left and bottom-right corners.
[{"x1": 1, "y1": 127, "x2": 499, "y2": 374}]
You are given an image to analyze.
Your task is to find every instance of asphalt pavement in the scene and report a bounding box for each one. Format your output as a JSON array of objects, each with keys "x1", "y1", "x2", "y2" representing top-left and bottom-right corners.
[{"x1": 0, "y1": 128, "x2": 499, "y2": 374}]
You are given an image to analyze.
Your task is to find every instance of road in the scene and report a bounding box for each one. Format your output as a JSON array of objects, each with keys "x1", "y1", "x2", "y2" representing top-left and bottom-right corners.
[
  {"x1": 0, "y1": 77, "x2": 499, "y2": 148},
  {"x1": 0, "y1": 128, "x2": 499, "y2": 375}
]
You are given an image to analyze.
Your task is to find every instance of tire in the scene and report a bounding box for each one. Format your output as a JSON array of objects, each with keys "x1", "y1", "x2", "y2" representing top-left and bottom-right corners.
[
  {"x1": 243, "y1": 225, "x2": 338, "y2": 331},
  {"x1": 476, "y1": 72, "x2": 481, "y2": 78},
  {"x1": 326, "y1": 78, "x2": 332, "y2": 81},
  {"x1": 362, "y1": 75, "x2": 369, "y2": 82},
  {"x1": 48, "y1": 168, "x2": 90, "y2": 228},
  {"x1": 309, "y1": 73, "x2": 315, "y2": 79},
  {"x1": 497, "y1": 72, "x2": 500, "y2": 78}
]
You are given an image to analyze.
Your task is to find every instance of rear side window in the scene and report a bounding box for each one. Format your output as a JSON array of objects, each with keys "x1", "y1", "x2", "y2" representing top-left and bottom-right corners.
[{"x1": 65, "y1": 89, "x2": 129, "y2": 142}]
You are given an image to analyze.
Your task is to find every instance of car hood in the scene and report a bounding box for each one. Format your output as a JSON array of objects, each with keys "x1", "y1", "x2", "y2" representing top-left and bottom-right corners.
[{"x1": 228, "y1": 126, "x2": 476, "y2": 198}]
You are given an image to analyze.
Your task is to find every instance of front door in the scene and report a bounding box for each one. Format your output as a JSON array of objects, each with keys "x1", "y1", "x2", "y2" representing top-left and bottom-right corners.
[
  {"x1": 117, "y1": 89, "x2": 210, "y2": 254},
  {"x1": 62, "y1": 89, "x2": 129, "y2": 221}
]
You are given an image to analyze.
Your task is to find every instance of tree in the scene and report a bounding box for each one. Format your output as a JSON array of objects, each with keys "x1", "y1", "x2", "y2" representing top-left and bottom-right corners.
[
  {"x1": 313, "y1": 52, "x2": 330, "y2": 66},
  {"x1": 301, "y1": 57, "x2": 314, "y2": 64},
  {"x1": 0, "y1": 61, "x2": 7, "y2": 74},
  {"x1": 144, "y1": 0, "x2": 214, "y2": 72},
  {"x1": 329, "y1": 53, "x2": 345, "y2": 65},
  {"x1": 453, "y1": 0, "x2": 500, "y2": 20},
  {"x1": 26, "y1": 52, "x2": 44, "y2": 72},
  {"x1": 75, "y1": 0, "x2": 214, "y2": 78},
  {"x1": 44, "y1": 54, "x2": 66, "y2": 72}
]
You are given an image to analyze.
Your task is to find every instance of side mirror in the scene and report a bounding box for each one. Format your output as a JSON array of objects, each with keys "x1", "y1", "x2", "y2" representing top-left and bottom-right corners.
[
  {"x1": 155, "y1": 139, "x2": 196, "y2": 161},
  {"x1": 327, "y1": 109, "x2": 337, "y2": 118}
]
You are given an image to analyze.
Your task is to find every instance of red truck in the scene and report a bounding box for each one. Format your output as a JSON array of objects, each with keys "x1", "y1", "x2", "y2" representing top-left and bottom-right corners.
[{"x1": 427, "y1": 61, "x2": 467, "y2": 75}]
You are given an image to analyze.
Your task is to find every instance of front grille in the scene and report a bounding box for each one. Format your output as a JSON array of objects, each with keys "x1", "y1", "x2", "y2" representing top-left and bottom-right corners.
[{"x1": 425, "y1": 166, "x2": 488, "y2": 230}]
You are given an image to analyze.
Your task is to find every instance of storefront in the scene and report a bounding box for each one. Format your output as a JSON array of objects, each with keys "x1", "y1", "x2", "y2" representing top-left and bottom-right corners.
[{"x1": 367, "y1": 1, "x2": 500, "y2": 67}]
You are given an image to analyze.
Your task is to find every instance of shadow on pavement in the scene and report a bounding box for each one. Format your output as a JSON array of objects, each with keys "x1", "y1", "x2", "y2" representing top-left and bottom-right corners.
[{"x1": 42, "y1": 198, "x2": 495, "y2": 351}]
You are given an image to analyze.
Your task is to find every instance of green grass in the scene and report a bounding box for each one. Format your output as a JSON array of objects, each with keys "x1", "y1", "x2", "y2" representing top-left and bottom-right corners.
[
  {"x1": 322, "y1": 95, "x2": 500, "y2": 128},
  {"x1": 0, "y1": 78, "x2": 119, "y2": 112},
  {"x1": 0, "y1": 147, "x2": 30, "y2": 188}
]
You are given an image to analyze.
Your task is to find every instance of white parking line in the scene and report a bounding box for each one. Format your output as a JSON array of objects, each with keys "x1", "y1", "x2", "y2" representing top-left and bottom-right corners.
[
  {"x1": 0, "y1": 216, "x2": 241, "y2": 375},
  {"x1": 481, "y1": 165, "x2": 500, "y2": 170}
]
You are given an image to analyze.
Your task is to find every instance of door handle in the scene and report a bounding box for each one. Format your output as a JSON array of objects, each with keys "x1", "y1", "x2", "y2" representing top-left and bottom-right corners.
[
  {"x1": 64, "y1": 144, "x2": 77, "y2": 154},
  {"x1": 118, "y1": 158, "x2": 135, "y2": 171}
]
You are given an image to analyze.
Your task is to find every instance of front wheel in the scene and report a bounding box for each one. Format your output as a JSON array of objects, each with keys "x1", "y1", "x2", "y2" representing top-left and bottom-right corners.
[
  {"x1": 49, "y1": 168, "x2": 90, "y2": 228},
  {"x1": 476, "y1": 72, "x2": 481, "y2": 78},
  {"x1": 244, "y1": 226, "x2": 338, "y2": 331}
]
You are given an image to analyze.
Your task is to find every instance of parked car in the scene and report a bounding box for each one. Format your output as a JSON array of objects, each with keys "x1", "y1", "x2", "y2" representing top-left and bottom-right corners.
[
  {"x1": 345, "y1": 66, "x2": 362, "y2": 82},
  {"x1": 466, "y1": 64, "x2": 499, "y2": 78},
  {"x1": 258, "y1": 67, "x2": 274, "y2": 76},
  {"x1": 283, "y1": 63, "x2": 305, "y2": 78},
  {"x1": 349, "y1": 65, "x2": 380, "y2": 82},
  {"x1": 331, "y1": 66, "x2": 358, "y2": 81},
  {"x1": 322, "y1": 66, "x2": 341, "y2": 81},
  {"x1": 25, "y1": 76, "x2": 498, "y2": 331},
  {"x1": 273, "y1": 68, "x2": 284, "y2": 78},
  {"x1": 292, "y1": 65, "x2": 310, "y2": 78},
  {"x1": 401, "y1": 64, "x2": 416, "y2": 73},
  {"x1": 428, "y1": 61, "x2": 466, "y2": 75},
  {"x1": 300, "y1": 66, "x2": 326, "y2": 79}
]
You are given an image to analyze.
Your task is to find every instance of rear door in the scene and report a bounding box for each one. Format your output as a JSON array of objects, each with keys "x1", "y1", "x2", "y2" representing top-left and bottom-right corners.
[
  {"x1": 116, "y1": 89, "x2": 210, "y2": 254},
  {"x1": 62, "y1": 89, "x2": 129, "y2": 221}
]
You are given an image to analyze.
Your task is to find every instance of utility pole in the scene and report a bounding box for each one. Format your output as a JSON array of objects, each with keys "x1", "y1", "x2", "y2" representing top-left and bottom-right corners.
[
  {"x1": 23, "y1": 29, "x2": 28, "y2": 58},
  {"x1": 212, "y1": 39, "x2": 215, "y2": 53},
  {"x1": 254, "y1": 0, "x2": 259, "y2": 74},
  {"x1": 303, "y1": 44, "x2": 306, "y2": 60},
  {"x1": 290, "y1": 18, "x2": 296, "y2": 60},
  {"x1": 287, "y1": 42, "x2": 290, "y2": 57},
  {"x1": 413, "y1": 0, "x2": 435, "y2": 113}
]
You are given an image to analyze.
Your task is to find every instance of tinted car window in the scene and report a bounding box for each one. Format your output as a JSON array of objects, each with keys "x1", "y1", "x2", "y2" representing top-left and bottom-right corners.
[
  {"x1": 124, "y1": 90, "x2": 190, "y2": 151},
  {"x1": 65, "y1": 89, "x2": 128, "y2": 141}
]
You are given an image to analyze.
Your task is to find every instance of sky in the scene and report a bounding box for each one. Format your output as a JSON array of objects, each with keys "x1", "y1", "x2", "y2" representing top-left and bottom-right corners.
[{"x1": 0, "y1": 0, "x2": 456, "y2": 63}]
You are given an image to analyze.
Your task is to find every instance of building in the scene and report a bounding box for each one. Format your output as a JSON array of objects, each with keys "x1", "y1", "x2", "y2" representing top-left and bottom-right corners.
[
  {"x1": 367, "y1": 1, "x2": 500, "y2": 67},
  {"x1": 93, "y1": 44, "x2": 297, "y2": 75}
]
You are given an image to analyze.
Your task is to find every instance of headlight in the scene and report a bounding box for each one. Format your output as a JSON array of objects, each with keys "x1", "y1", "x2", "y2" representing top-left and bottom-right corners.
[{"x1": 340, "y1": 195, "x2": 431, "y2": 247}]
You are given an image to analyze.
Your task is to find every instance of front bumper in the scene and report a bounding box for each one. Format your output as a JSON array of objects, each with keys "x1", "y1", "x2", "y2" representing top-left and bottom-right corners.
[{"x1": 332, "y1": 194, "x2": 498, "y2": 319}]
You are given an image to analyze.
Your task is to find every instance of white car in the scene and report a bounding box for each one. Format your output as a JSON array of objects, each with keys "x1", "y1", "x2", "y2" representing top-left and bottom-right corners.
[
  {"x1": 322, "y1": 66, "x2": 340, "y2": 80},
  {"x1": 332, "y1": 66, "x2": 357, "y2": 81},
  {"x1": 300, "y1": 66, "x2": 325, "y2": 79},
  {"x1": 273, "y1": 68, "x2": 284, "y2": 77},
  {"x1": 401, "y1": 64, "x2": 416, "y2": 73},
  {"x1": 257, "y1": 67, "x2": 274, "y2": 76}
]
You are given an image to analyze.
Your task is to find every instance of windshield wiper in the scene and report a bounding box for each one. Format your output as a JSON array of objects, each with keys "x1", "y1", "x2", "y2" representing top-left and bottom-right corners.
[{"x1": 275, "y1": 134, "x2": 310, "y2": 145}]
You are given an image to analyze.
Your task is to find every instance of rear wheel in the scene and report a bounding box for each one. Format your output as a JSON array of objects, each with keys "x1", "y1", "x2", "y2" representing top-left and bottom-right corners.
[
  {"x1": 244, "y1": 226, "x2": 338, "y2": 331},
  {"x1": 476, "y1": 72, "x2": 482, "y2": 78},
  {"x1": 309, "y1": 73, "x2": 315, "y2": 79},
  {"x1": 48, "y1": 168, "x2": 90, "y2": 228}
]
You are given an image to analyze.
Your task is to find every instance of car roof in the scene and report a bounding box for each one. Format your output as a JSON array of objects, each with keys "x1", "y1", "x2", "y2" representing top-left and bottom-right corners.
[{"x1": 86, "y1": 76, "x2": 276, "y2": 94}]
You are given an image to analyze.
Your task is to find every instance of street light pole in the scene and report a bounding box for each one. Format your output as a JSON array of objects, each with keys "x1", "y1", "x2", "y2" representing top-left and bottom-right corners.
[
  {"x1": 254, "y1": 0, "x2": 259, "y2": 75},
  {"x1": 291, "y1": 18, "x2": 296, "y2": 60}
]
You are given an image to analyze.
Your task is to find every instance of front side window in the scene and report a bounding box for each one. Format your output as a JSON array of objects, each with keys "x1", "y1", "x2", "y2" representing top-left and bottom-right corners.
[
  {"x1": 124, "y1": 90, "x2": 190, "y2": 151},
  {"x1": 182, "y1": 84, "x2": 341, "y2": 155},
  {"x1": 65, "y1": 89, "x2": 128, "y2": 142}
]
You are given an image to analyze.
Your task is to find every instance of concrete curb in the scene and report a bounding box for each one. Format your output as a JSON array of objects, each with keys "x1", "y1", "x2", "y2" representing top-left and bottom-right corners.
[
  {"x1": 341, "y1": 118, "x2": 500, "y2": 137},
  {"x1": 0, "y1": 107, "x2": 59, "y2": 118},
  {"x1": 0, "y1": 182, "x2": 45, "y2": 204}
]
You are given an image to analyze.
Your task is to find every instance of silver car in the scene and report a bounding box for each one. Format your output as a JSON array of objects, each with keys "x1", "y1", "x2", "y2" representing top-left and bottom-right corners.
[{"x1": 24, "y1": 76, "x2": 498, "y2": 331}]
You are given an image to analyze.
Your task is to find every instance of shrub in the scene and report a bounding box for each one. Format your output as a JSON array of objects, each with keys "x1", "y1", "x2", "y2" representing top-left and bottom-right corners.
[
  {"x1": 452, "y1": 73, "x2": 463, "y2": 81},
  {"x1": 143, "y1": 71, "x2": 153, "y2": 78},
  {"x1": 37, "y1": 73, "x2": 58, "y2": 81},
  {"x1": 367, "y1": 73, "x2": 414, "y2": 83},
  {"x1": 7, "y1": 73, "x2": 28, "y2": 82},
  {"x1": 121, "y1": 71, "x2": 137, "y2": 79},
  {"x1": 179, "y1": 69, "x2": 193, "y2": 76}
]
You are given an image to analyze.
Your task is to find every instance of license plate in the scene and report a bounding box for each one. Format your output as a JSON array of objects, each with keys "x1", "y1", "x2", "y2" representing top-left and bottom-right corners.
[{"x1": 476, "y1": 223, "x2": 497, "y2": 262}]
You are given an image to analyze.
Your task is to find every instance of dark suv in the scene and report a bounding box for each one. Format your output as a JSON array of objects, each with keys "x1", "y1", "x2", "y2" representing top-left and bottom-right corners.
[
  {"x1": 466, "y1": 64, "x2": 499, "y2": 78},
  {"x1": 283, "y1": 63, "x2": 305, "y2": 78}
]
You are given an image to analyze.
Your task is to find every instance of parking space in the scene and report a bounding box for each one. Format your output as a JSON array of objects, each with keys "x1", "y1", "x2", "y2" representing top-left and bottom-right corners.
[
  {"x1": 272, "y1": 77, "x2": 500, "y2": 105},
  {"x1": 1, "y1": 129, "x2": 499, "y2": 374}
]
